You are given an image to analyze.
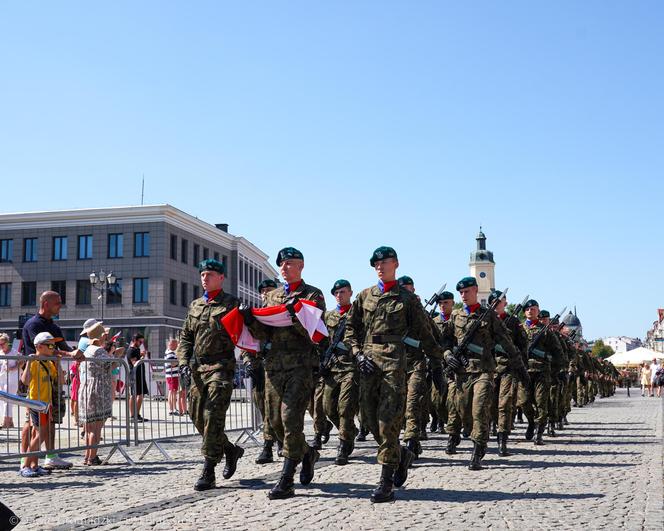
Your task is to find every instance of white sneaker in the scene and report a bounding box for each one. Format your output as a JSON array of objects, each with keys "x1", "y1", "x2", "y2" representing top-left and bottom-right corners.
[{"x1": 44, "y1": 456, "x2": 73, "y2": 469}]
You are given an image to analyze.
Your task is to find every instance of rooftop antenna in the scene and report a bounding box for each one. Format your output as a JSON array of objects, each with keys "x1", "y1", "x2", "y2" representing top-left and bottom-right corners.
[{"x1": 141, "y1": 174, "x2": 145, "y2": 205}]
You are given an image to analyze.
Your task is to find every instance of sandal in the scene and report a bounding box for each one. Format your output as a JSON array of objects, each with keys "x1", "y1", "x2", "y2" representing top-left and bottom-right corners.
[{"x1": 88, "y1": 456, "x2": 102, "y2": 466}]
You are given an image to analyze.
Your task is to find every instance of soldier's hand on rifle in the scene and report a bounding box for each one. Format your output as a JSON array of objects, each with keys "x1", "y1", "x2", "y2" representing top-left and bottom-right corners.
[
  {"x1": 238, "y1": 304, "x2": 255, "y2": 325},
  {"x1": 444, "y1": 351, "x2": 462, "y2": 372},
  {"x1": 356, "y1": 352, "x2": 377, "y2": 375},
  {"x1": 431, "y1": 366, "x2": 444, "y2": 392},
  {"x1": 180, "y1": 364, "x2": 192, "y2": 388}
]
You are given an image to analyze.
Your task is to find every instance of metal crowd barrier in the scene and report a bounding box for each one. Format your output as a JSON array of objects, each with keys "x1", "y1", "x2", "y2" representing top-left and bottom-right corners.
[
  {"x1": 131, "y1": 359, "x2": 260, "y2": 461},
  {"x1": 0, "y1": 354, "x2": 134, "y2": 466}
]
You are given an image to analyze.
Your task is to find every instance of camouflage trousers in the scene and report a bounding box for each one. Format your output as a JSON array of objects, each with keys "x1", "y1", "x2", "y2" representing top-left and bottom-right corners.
[
  {"x1": 189, "y1": 368, "x2": 234, "y2": 463},
  {"x1": 265, "y1": 366, "x2": 313, "y2": 461},
  {"x1": 360, "y1": 368, "x2": 406, "y2": 468},
  {"x1": 491, "y1": 371, "x2": 517, "y2": 434},
  {"x1": 308, "y1": 375, "x2": 327, "y2": 435},
  {"x1": 403, "y1": 368, "x2": 427, "y2": 441},
  {"x1": 451, "y1": 372, "x2": 494, "y2": 446},
  {"x1": 446, "y1": 378, "x2": 471, "y2": 437},
  {"x1": 251, "y1": 371, "x2": 276, "y2": 442},
  {"x1": 518, "y1": 371, "x2": 550, "y2": 425},
  {"x1": 548, "y1": 382, "x2": 560, "y2": 422},
  {"x1": 430, "y1": 379, "x2": 448, "y2": 427},
  {"x1": 323, "y1": 371, "x2": 359, "y2": 442}
]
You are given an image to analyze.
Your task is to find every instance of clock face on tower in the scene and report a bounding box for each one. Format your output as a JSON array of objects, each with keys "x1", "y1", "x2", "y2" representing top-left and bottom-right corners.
[
  {"x1": 479, "y1": 272, "x2": 487, "y2": 278},
  {"x1": 477, "y1": 252, "x2": 486, "y2": 260}
]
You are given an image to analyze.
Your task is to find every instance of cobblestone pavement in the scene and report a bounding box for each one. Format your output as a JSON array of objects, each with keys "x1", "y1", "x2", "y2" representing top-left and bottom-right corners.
[{"x1": 1, "y1": 388, "x2": 662, "y2": 530}]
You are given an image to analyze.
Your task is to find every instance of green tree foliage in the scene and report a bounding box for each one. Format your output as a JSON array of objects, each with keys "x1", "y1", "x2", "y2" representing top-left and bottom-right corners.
[{"x1": 591, "y1": 339, "x2": 615, "y2": 359}]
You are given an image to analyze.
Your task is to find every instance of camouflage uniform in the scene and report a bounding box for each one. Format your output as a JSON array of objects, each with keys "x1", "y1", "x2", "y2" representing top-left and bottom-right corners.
[
  {"x1": 246, "y1": 280, "x2": 326, "y2": 461},
  {"x1": 177, "y1": 291, "x2": 239, "y2": 463},
  {"x1": 548, "y1": 329, "x2": 569, "y2": 430},
  {"x1": 432, "y1": 314, "x2": 454, "y2": 432},
  {"x1": 322, "y1": 309, "x2": 359, "y2": 443},
  {"x1": 345, "y1": 283, "x2": 443, "y2": 468},
  {"x1": 241, "y1": 347, "x2": 276, "y2": 443}
]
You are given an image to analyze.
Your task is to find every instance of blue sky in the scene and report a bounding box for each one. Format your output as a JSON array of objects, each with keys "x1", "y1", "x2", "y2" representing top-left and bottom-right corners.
[{"x1": 1, "y1": 1, "x2": 662, "y2": 340}]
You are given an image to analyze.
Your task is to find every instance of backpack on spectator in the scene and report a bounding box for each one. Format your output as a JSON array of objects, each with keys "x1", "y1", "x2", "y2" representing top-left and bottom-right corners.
[{"x1": 40, "y1": 360, "x2": 67, "y2": 424}]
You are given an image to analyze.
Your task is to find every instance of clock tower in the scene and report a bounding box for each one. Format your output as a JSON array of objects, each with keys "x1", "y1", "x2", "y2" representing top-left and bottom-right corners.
[{"x1": 469, "y1": 228, "x2": 495, "y2": 306}]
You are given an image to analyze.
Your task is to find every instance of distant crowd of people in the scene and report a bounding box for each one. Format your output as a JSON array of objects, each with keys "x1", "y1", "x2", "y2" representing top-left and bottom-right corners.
[{"x1": 640, "y1": 358, "x2": 663, "y2": 397}]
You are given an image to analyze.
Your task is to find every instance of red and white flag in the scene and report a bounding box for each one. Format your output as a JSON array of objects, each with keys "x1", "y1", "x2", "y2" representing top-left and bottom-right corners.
[{"x1": 222, "y1": 300, "x2": 329, "y2": 353}]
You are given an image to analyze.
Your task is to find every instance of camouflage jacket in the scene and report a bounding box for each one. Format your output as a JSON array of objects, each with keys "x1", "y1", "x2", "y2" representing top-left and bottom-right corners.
[
  {"x1": 246, "y1": 280, "x2": 326, "y2": 372},
  {"x1": 432, "y1": 313, "x2": 454, "y2": 374},
  {"x1": 497, "y1": 313, "x2": 529, "y2": 374},
  {"x1": 323, "y1": 309, "x2": 355, "y2": 374},
  {"x1": 440, "y1": 307, "x2": 522, "y2": 374},
  {"x1": 551, "y1": 330, "x2": 569, "y2": 374},
  {"x1": 344, "y1": 283, "x2": 443, "y2": 372},
  {"x1": 176, "y1": 291, "x2": 240, "y2": 371},
  {"x1": 521, "y1": 321, "x2": 564, "y2": 373}
]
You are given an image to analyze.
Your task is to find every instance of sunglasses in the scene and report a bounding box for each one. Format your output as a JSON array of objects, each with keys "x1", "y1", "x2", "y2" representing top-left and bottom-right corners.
[{"x1": 39, "y1": 343, "x2": 56, "y2": 350}]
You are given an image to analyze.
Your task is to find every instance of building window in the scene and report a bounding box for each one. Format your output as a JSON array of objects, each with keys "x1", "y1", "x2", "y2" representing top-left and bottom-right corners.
[
  {"x1": 223, "y1": 255, "x2": 228, "y2": 273},
  {"x1": 203, "y1": 248, "x2": 209, "y2": 260},
  {"x1": 51, "y1": 280, "x2": 66, "y2": 305},
  {"x1": 107, "y1": 279, "x2": 122, "y2": 304},
  {"x1": 239, "y1": 259, "x2": 244, "y2": 282},
  {"x1": 23, "y1": 238, "x2": 38, "y2": 262},
  {"x1": 78, "y1": 235, "x2": 93, "y2": 260},
  {"x1": 181, "y1": 239, "x2": 188, "y2": 264},
  {"x1": 169, "y1": 279, "x2": 177, "y2": 305},
  {"x1": 193, "y1": 244, "x2": 200, "y2": 266},
  {"x1": 21, "y1": 282, "x2": 36, "y2": 306},
  {"x1": 181, "y1": 282, "x2": 188, "y2": 307},
  {"x1": 133, "y1": 278, "x2": 149, "y2": 304},
  {"x1": 108, "y1": 233, "x2": 124, "y2": 258},
  {"x1": 170, "y1": 234, "x2": 177, "y2": 260},
  {"x1": 0, "y1": 239, "x2": 13, "y2": 263},
  {"x1": 244, "y1": 262, "x2": 249, "y2": 285},
  {"x1": 52, "y1": 236, "x2": 68, "y2": 261},
  {"x1": 134, "y1": 232, "x2": 150, "y2": 257},
  {"x1": 0, "y1": 283, "x2": 11, "y2": 307},
  {"x1": 213, "y1": 251, "x2": 220, "y2": 261},
  {"x1": 193, "y1": 285, "x2": 200, "y2": 300},
  {"x1": 76, "y1": 280, "x2": 91, "y2": 305}
]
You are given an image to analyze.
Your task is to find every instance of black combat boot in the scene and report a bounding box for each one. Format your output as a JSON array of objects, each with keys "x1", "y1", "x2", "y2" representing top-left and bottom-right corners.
[
  {"x1": 321, "y1": 420, "x2": 334, "y2": 445},
  {"x1": 371, "y1": 465, "x2": 396, "y2": 503},
  {"x1": 468, "y1": 442, "x2": 485, "y2": 471},
  {"x1": 430, "y1": 416, "x2": 439, "y2": 433},
  {"x1": 498, "y1": 432, "x2": 511, "y2": 457},
  {"x1": 194, "y1": 458, "x2": 216, "y2": 491},
  {"x1": 547, "y1": 420, "x2": 556, "y2": 437},
  {"x1": 222, "y1": 443, "x2": 244, "y2": 479},
  {"x1": 534, "y1": 424, "x2": 545, "y2": 445},
  {"x1": 563, "y1": 415, "x2": 569, "y2": 426},
  {"x1": 420, "y1": 429, "x2": 428, "y2": 441},
  {"x1": 299, "y1": 444, "x2": 320, "y2": 485},
  {"x1": 335, "y1": 439, "x2": 353, "y2": 466},
  {"x1": 277, "y1": 440, "x2": 284, "y2": 457},
  {"x1": 310, "y1": 433, "x2": 323, "y2": 451},
  {"x1": 406, "y1": 439, "x2": 421, "y2": 462},
  {"x1": 557, "y1": 419, "x2": 564, "y2": 431},
  {"x1": 516, "y1": 408, "x2": 524, "y2": 423},
  {"x1": 394, "y1": 445, "x2": 415, "y2": 488},
  {"x1": 256, "y1": 440, "x2": 274, "y2": 464},
  {"x1": 356, "y1": 426, "x2": 368, "y2": 442},
  {"x1": 525, "y1": 420, "x2": 535, "y2": 441},
  {"x1": 268, "y1": 458, "x2": 297, "y2": 500},
  {"x1": 462, "y1": 427, "x2": 471, "y2": 438},
  {"x1": 491, "y1": 422, "x2": 498, "y2": 436},
  {"x1": 445, "y1": 433, "x2": 460, "y2": 455}
]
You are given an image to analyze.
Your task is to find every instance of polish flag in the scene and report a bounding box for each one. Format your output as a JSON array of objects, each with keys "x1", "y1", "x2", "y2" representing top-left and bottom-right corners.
[{"x1": 221, "y1": 299, "x2": 329, "y2": 353}]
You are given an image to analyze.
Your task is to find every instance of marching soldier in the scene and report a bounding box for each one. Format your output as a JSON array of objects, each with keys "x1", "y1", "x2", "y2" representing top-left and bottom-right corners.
[
  {"x1": 431, "y1": 292, "x2": 455, "y2": 437},
  {"x1": 242, "y1": 279, "x2": 279, "y2": 464},
  {"x1": 321, "y1": 279, "x2": 359, "y2": 465},
  {"x1": 439, "y1": 277, "x2": 527, "y2": 470},
  {"x1": 177, "y1": 259, "x2": 245, "y2": 491},
  {"x1": 345, "y1": 247, "x2": 444, "y2": 502},
  {"x1": 240, "y1": 247, "x2": 326, "y2": 500},
  {"x1": 539, "y1": 311, "x2": 568, "y2": 436}
]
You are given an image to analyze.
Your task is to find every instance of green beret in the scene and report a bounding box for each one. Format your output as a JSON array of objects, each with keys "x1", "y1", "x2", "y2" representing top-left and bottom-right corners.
[
  {"x1": 331, "y1": 279, "x2": 351, "y2": 295},
  {"x1": 198, "y1": 258, "x2": 225, "y2": 274},
  {"x1": 436, "y1": 291, "x2": 454, "y2": 302},
  {"x1": 538, "y1": 310, "x2": 550, "y2": 318},
  {"x1": 523, "y1": 299, "x2": 539, "y2": 310},
  {"x1": 370, "y1": 246, "x2": 398, "y2": 267},
  {"x1": 456, "y1": 276, "x2": 477, "y2": 291},
  {"x1": 276, "y1": 247, "x2": 304, "y2": 266},
  {"x1": 398, "y1": 275, "x2": 414, "y2": 287},
  {"x1": 257, "y1": 279, "x2": 278, "y2": 291},
  {"x1": 488, "y1": 290, "x2": 503, "y2": 305}
]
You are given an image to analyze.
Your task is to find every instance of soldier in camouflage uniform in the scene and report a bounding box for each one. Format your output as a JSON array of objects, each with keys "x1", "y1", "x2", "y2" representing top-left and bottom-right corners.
[
  {"x1": 177, "y1": 259, "x2": 245, "y2": 491},
  {"x1": 241, "y1": 279, "x2": 279, "y2": 464},
  {"x1": 397, "y1": 275, "x2": 445, "y2": 460},
  {"x1": 490, "y1": 290, "x2": 529, "y2": 457},
  {"x1": 321, "y1": 279, "x2": 359, "y2": 465},
  {"x1": 241, "y1": 247, "x2": 326, "y2": 500},
  {"x1": 345, "y1": 247, "x2": 444, "y2": 503},
  {"x1": 517, "y1": 300, "x2": 564, "y2": 445},
  {"x1": 430, "y1": 292, "x2": 456, "y2": 435},
  {"x1": 439, "y1": 277, "x2": 527, "y2": 470},
  {"x1": 538, "y1": 311, "x2": 567, "y2": 437}
]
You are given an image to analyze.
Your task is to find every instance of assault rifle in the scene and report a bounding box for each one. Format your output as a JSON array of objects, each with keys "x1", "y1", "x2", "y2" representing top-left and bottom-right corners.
[
  {"x1": 447, "y1": 287, "x2": 509, "y2": 376},
  {"x1": 320, "y1": 315, "x2": 348, "y2": 376},
  {"x1": 503, "y1": 294, "x2": 529, "y2": 328},
  {"x1": 423, "y1": 283, "x2": 447, "y2": 317},
  {"x1": 527, "y1": 306, "x2": 566, "y2": 360}
]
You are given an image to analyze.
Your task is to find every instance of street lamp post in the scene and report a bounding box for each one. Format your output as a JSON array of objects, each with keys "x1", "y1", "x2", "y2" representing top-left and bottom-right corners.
[{"x1": 89, "y1": 270, "x2": 117, "y2": 321}]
